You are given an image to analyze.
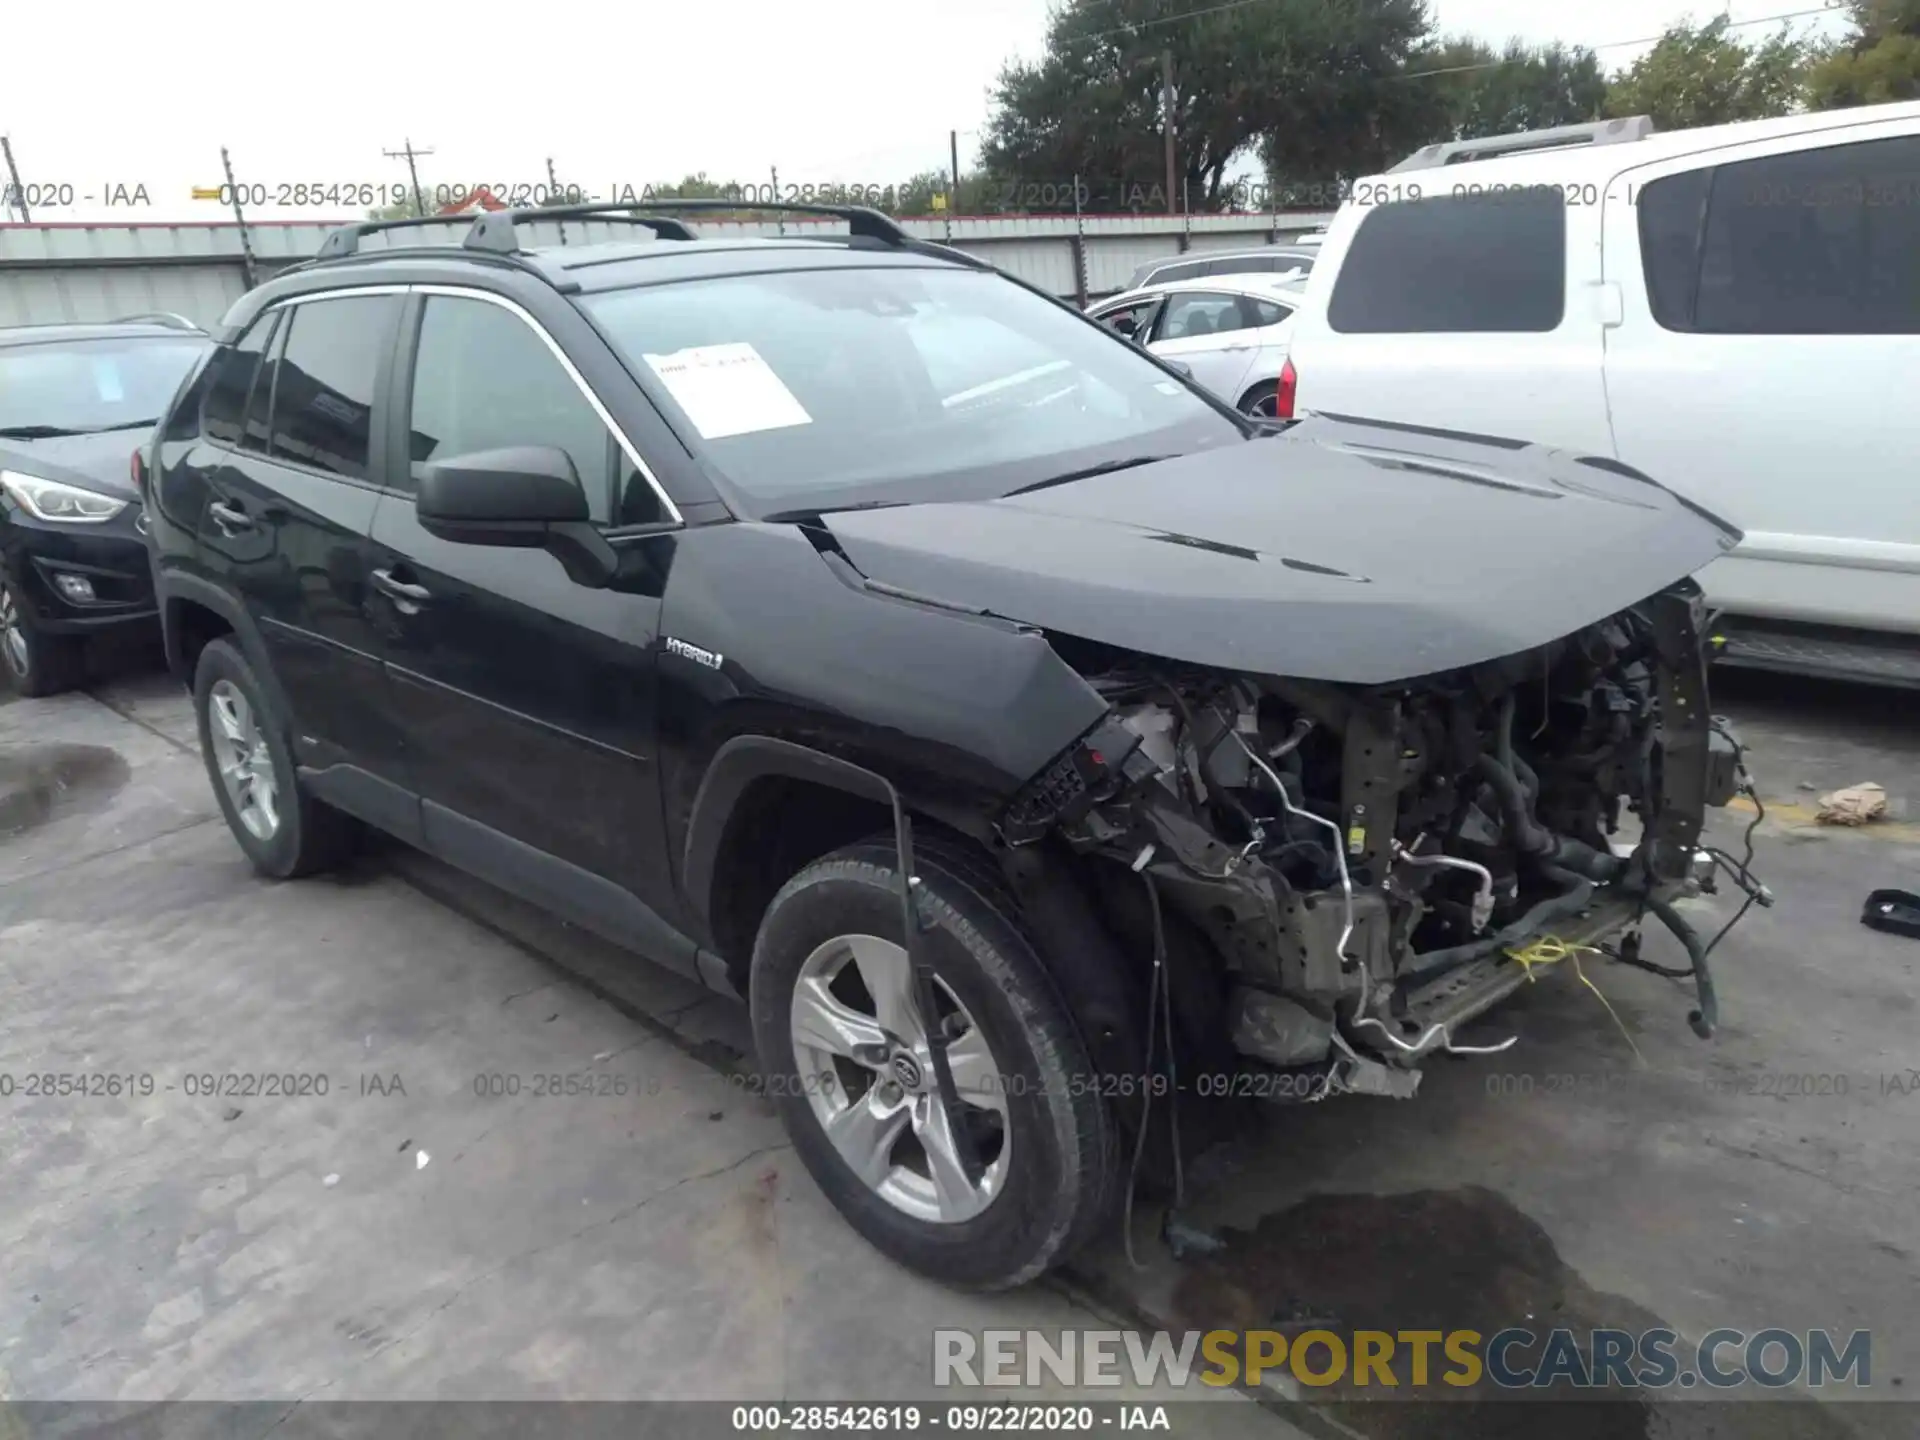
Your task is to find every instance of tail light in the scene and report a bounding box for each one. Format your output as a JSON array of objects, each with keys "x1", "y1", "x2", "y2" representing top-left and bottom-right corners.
[{"x1": 1275, "y1": 358, "x2": 1297, "y2": 420}]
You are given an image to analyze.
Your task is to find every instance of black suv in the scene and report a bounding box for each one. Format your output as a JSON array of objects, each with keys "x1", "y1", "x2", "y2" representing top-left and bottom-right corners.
[
  {"x1": 1, "y1": 315, "x2": 208, "y2": 694},
  {"x1": 147, "y1": 202, "x2": 1752, "y2": 1289}
]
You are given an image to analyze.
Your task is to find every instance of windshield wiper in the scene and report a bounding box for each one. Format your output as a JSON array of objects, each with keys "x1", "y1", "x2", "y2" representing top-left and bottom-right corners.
[
  {"x1": 0, "y1": 418, "x2": 158, "y2": 440},
  {"x1": 1001, "y1": 454, "x2": 1174, "y2": 499},
  {"x1": 81, "y1": 417, "x2": 161, "y2": 434},
  {"x1": 0, "y1": 424, "x2": 86, "y2": 439}
]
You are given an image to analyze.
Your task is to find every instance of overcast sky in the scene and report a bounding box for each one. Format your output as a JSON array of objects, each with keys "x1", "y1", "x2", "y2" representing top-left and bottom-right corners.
[{"x1": 2, "y1": 0, "x2": 1849, "y2": 224}]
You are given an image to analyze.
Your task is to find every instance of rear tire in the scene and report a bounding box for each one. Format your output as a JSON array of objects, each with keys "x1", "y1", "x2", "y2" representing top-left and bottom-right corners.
[
  {"x1": 750, "y1": 837, "x2": 1118, "y2": 1289},
  {"x1": 1237, "y1": 379, "x2": 1280, "y2": 418},
  {"x1": 193, "y1": 637, "x2": 358, "y2": 878},
  {"x1": 1, "y1": 578, "x2": 86, "y2": 698}
]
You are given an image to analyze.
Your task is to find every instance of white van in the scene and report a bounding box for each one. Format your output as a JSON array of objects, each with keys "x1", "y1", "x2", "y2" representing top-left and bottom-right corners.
[{"x1": 1283, "y1": 105, "x2": 1920, "y2": 684}]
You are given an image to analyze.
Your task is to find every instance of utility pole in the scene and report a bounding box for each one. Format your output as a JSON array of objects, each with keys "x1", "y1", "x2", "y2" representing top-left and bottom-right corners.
[
  {"x1": 1161, "y1": 48, "x2": 1177, "y2": 217},
  {"x1": 770, "y1": 165, "x2": 783, "y2": 235},
  {"x1": 383, "y1": 138, "x2": 433, "y2": 217},
  {"x1": 949, "y1": 128, "x2": 961, "y2": 231},
  {"x1": 221, "y1": 147, "x2": 258, "y2": 288},
  {"x1": 546, "y1": 156, "x2": 567, "y2": 244},
  {"x1": 1, "y1": 136, "x2": 28, "y2": 222}
]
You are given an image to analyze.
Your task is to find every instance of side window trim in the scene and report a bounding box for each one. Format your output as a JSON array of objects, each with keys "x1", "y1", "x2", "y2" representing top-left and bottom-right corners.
[
  {"x1": 409, "y1": 284, "x2": 684, "y2": 527},
  {"x1": 243, "y1": 310, "x2": 287, "y2": 453}
]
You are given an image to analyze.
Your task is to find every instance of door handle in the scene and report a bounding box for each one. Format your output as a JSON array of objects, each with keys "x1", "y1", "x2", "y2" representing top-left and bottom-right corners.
[
  {"x1": 371, "y1": 568, "x2": 432, "y2": 609},
  {"x1": 208, "y1": 500, "x2": 253, "y2": 533}
]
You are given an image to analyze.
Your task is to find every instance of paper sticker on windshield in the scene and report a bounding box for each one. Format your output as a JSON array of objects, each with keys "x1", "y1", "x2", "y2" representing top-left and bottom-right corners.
[
  {"x1": 93, "y1": 361, "x2": 126, "y2": 403},
  {"x1": 642, "y1": 343, "x2": 811, "y2": 439}
]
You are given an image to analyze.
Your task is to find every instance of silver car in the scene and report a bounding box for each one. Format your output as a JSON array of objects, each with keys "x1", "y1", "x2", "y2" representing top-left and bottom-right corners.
[
  {"x1": 1125, "y1": 244, "x2": 1319, "y2": 291},
  {"x1": 1089, "y1": 274, "x2": 1305, "y2": 418}
]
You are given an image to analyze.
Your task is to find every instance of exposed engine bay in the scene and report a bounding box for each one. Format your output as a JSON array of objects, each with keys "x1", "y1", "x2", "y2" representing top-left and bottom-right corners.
[{"x1": 999, "y1": 583, "x2": 1762, "y2": 1101}]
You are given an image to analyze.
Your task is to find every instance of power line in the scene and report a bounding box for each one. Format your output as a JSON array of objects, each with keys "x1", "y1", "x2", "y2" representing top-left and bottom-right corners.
[
  {"x1": 1061, "y1": 0, "x2": 1843, "y2": 63},
  {"x1": 1394, "y1": 5, "x2": 1844, "y2": 82}
]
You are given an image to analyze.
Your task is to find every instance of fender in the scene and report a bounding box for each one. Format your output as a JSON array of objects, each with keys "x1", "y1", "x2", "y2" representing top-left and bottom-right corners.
[
  {"x1": 682, "y1": 734, "x2": 915, "y2": 934},
  {"x1": 684, "y1": 733, "x2": 986, "y2": 1169},
  {"x1": 155, "y1": 570, "x2": 296, "y2": 726}
]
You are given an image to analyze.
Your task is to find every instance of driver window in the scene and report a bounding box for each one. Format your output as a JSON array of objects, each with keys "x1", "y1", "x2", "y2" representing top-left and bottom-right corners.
[
  {"x1": 1096, "y1": 300, "x2": 1157, "y2": 338},
  {"x1": 405, "y1": 295, "x2": 665, "y2": 526}
]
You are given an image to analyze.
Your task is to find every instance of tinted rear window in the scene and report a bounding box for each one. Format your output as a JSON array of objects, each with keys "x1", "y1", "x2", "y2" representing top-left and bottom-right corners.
[
  {"x1": 1640, "y1": 135, "x2": 1920, "y2": 335},
  {"x1": 1327, "y1": 189, "x2": 1566, "y2": 333}
]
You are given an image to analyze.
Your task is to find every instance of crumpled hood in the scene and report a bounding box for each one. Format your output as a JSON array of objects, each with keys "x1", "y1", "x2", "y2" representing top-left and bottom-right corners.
[
  {"x1": 822, "y1": 415, "x2": 1740, "y2": 685},
  {"x1": 0, "y1": 429, "x2": 145, "y2": 501}
]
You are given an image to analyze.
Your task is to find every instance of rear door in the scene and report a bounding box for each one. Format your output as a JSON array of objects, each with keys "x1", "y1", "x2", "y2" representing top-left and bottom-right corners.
[
  {"x1": 1234, "y1": 292, "x2": 1298, "y2": 407},
  {"x1": 367, "y1": 287, "x2": 687, "y2": 945},
  {"x1": 1602, "y1": 122, "x2": 1920, "y2": 631},
  {"x1": 199, "y1": 289, "x2": 411, "y2": 796},
  {"x1": 1146, "y1": 290, "x2": 1263, "y2": 402}
]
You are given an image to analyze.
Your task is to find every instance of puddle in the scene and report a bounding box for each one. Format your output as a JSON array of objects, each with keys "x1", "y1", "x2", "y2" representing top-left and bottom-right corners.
[
  {"x1": 0, "y1": 744, "x2": 130, "y2": 838},
  {"x1": 1170, "y1": 1185, "x2": 1860, "y2": 1440}
]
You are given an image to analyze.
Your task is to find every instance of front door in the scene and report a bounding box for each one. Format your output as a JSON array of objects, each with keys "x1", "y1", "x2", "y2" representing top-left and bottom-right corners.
[{"x1": 366, "y1": 288, "x2": 686, "y2": 953}]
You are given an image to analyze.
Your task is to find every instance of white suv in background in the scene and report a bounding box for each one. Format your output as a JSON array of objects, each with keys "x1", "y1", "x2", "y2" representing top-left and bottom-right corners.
[
  {"x1": 1090, "y1": 275, "x2": 1304, "y2": 416},
  {"x1": 1284, "y1": 103, "x2": 1920, "y2": 685}
]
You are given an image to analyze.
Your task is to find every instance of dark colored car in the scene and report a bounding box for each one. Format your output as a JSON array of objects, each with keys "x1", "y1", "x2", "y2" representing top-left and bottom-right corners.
[
  {"x1": 146, "y1": 203, "x2": 1755, "y2": 1290},
  {"x1": 0, "y1": 316, "x2": 210, "y2": 694}
]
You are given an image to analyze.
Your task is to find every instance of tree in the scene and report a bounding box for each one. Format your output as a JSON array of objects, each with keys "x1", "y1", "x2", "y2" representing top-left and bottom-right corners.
[
  {"x1": 1603, "y1": 17, "x2": 1808, "y2": 131},
  {"x1": 1416, "y1": 38, "x2": 1607, "y2": 140},
  {"x1": 982, "y1": 0, "x2": 1438, "y2": 212},
  {"x1": 1805, "y1": 0, "x2": 1920, "y2": 109},
  {"x1": 368, "y1": 190, "x2": 431, "y2": 220}
]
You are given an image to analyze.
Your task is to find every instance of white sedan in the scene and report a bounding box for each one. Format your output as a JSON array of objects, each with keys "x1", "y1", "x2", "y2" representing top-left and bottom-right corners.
[{"x1": 1088, "y1": 275, "x2": 1304, "y2": 418}]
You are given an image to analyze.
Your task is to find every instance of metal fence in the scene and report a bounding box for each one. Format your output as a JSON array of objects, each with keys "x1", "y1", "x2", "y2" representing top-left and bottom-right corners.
[{"x1": 0, "y1": 211, "x2": 1335, "y2": 329}]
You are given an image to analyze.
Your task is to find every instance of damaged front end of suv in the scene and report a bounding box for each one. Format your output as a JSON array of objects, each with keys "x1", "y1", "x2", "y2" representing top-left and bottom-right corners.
[
  {"x1": 820, "y1": 416, "x2": 1760, "y2": 1104},
  {"x1": 999, "y1": 583, "x2": 1746, "y2": 1099}
]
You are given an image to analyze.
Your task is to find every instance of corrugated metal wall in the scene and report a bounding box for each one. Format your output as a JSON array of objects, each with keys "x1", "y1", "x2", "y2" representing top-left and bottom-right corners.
[{"x1": 0, "y1": 212, "x2": 1336, "y2": 328}]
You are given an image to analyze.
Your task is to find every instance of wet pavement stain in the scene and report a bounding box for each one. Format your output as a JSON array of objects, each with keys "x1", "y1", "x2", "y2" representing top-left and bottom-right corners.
[
  {"x1": 0, "y1": 744, "x2": 130, "y2": 838},
  {"x1": 1170, "y1": 1185, "x2": 1864, "y2": 1440}
]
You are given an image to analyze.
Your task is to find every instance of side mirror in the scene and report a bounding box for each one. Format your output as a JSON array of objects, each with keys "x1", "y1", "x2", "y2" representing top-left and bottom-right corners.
[
  {"x1": 1109, "y1": 315, "x2": 1139, "y2": 339},
  {"x1": 416, "y1": 445, "x2": 616, "y2": 588},
  {"x1": 1165, "y1": 360, "x2": 1194, "y2": 379}
]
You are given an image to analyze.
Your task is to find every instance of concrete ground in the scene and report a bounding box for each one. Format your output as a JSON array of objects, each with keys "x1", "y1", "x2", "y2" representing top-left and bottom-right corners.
[{"x1": 2, "y1": 655, "x2": 1916, "y2": 1437}]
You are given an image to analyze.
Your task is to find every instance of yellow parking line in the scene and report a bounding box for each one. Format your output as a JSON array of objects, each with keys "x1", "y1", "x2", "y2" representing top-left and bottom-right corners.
[{"x1": 1728, "y1": 795, "x2": 1920, "y2": 843}]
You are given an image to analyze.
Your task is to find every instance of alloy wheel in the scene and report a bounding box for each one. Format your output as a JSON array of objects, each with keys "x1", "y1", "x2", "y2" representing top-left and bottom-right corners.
[
  {"x1": 1, "y1": 587, "x2": 28, "y2": 677},
  {"x1": 789, "y1": 933, "x2": 1010, "y2": 1223},
  {"x1": 208, "y1": 678, "x2": 280, "y2": 841}
]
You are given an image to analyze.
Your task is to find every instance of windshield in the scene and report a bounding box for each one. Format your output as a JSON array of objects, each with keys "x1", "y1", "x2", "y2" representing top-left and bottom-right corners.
[
  {"x1": 582, "y1": 266, "x2": 1245, "y2": 514},
  {"x1": 0, "y1": 337, "x2": 208, "y2": 436}
]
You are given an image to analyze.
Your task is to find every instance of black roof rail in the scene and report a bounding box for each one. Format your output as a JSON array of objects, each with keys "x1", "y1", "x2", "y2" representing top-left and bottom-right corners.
[
  {"x1": 315, "y1": 214, "x2": 484, "y2": 258},
  {"x1": 1389, "y1": 115, "x2": 1654, "y2": 173},
  {"x1": 109, "y1": 311, "x2": 202, "y2": 331},
  {"x1": 538, "y1": 198, "x2": 916, "y2": 246},
  {"x1": 465, "y1": 205, "x2": 698, "y2": 253}
]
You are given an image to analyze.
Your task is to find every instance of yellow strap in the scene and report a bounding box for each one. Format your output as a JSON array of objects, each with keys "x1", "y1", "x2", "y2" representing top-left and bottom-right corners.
[{"x1": 1504, "y1": 935, "x2": 1645, "y2": 1065}]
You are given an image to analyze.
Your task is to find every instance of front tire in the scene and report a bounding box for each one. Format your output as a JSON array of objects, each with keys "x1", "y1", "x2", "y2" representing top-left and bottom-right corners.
[
  {"x1": 1, "y1": 578, "x2": 85, "y2": 697},
  {"x1": 193, "y1": 637, "x2": 358, "y2": 878},
  {"x1": 750, "y1": 838, "x2": 1117, "y2": 1289}
]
